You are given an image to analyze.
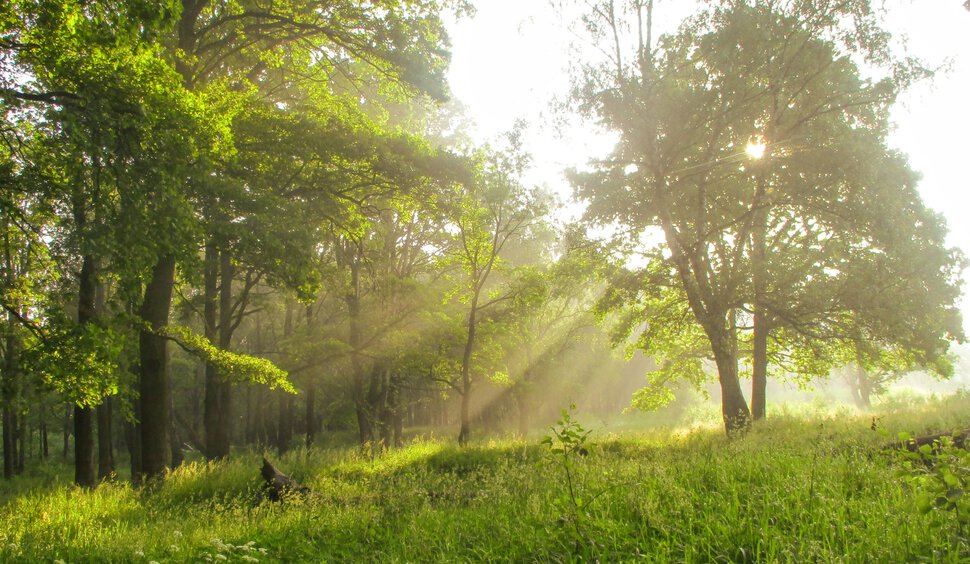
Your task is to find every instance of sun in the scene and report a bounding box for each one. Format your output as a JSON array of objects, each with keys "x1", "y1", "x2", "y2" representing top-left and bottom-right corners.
[{"x1": 745, "y1": 137, "x2": 767, "y2": 160}]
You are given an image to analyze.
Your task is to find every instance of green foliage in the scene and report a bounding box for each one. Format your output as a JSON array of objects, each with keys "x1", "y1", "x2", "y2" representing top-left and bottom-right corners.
[
  {"x1": 162, "y1": 325, "x2": 294, "y2": 393},
  {"x1": 895, "y1": 432, "x2": 970, "y2": 550},
  {"x1": 21, "y1": 321, "x2": 121, "y2": 407}
]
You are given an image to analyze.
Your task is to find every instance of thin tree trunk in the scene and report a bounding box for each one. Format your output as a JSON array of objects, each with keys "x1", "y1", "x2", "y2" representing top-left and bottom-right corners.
[
  {"x1": 2, "y1": 404, "x2": 13, "y2": 479},
  {"x1": 515, "y1": 387, "x2": 530, "y2": 438},
  {"x1": 204, "y1": 243, "x2": 233, "y2": 460},
  {"x1": 305, "y1": 381, "x2": 316, "y2": 449},
  {"x1": 203, "y1": 238, "x2": 219, "y2": 459},
  {"x1": 95, "y1": 281, "x2": 114, "y2": 479},
  {"x1": 277, "y1": 394, "x2": 293, "y2": 455},
  {"x1": 16, "y1": 411, "x2": 25, "y2": 472},
  {"x1": 62, "y1": 404, "x2": 70, "y2": 460},
  {"x1": 346, "y1": 255, "x2": 372, "y2": 446},
  {"x1": 750, "y1": 169, "x2": 770, "y2": 421},
  {"x1": 41, "y1": 412, "x2": 48, "y2": 459},
  {"x1": 457, "y1": 291, "x2": 480, "y2": 446},
  {"x1": 74, "y1": 253, "x2": 97, "y2": 487},
  {"x1": 276, "y1": 299, "x2": 295, "y2": 455},
  {"x1": 125, "y1": 401, "x2": 142, "y2": 484},
  {"x1": 855, "y1": 364, "x2": 873, "y2": 410},
  {"x1": 138, "y1": 254, "x2": 176, "y2": 479},
  {"x1": 2, "y1": 326, "x2": 16, "y2": 478},
  {"x1": 751, "y1": 310, "x2": 769, "y2": 420}
]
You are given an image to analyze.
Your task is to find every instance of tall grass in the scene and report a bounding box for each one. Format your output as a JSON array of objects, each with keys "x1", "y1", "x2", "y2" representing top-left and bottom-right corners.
[{"x1": 1, "y1": 392, "x2": 968, "y2": 562}]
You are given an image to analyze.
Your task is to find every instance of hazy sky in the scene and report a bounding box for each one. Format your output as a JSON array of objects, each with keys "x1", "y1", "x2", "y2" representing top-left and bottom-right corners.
[{"x1": 446, "y1": 1, "x2": 970, "y2": 329}]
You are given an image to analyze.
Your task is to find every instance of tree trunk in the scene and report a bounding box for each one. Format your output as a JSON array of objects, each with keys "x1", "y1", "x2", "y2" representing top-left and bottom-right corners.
[
  {"x1": 276, "y1": 299, "x2": 295, "y2": 455},
  {"x1": 277, "y1": 393, "x2": 293, "y2": 455},
  {"x1": 62, "y1": 404, "x2": 70, "y2": 460},
  {"x1": 514, "y1": 386, "x2": 530, "y2": 438},
  {"x1": 2, "y1": 404, "x2": 13, "y2": 479},
  {"x1": 750, "y1": 172, "x2": 770, "y2": 421},
  {"x1": 345, "y1": 255, "x2": 372, "y2": 446},
  {"x1": 305, "y1": 381, "x2": 316, "y2": 449},
  {"x1": 2, "y1": 325, "x2": 17, "y2": 478},
  {"x1": 458, "y1": 388, "x2": 471, "y2": 446},
  {"x1": 854, "y1": 364, "x2": 873, "y2": 410},
  {"x1": 16, "y1": 411, "x2": 25, "y2": 472},
  {"x1": 138, "y1": 254, "x2": 176, "y2": 480},
  {"x1": 387, "y1": 374, "x2": 402, "y2": 448},
  {"x1": 710, "y1": 325, "x2": 751, "y2": 434},
  {"x1": 97, "y1": 398, "x2": 114, "y2": 479},
  {"x1": 40, "y1": 409, "x2": 48, "y2": 459},
  {"x1": 125, "y1": 403, "x2": 142, "y2": 483},
  {"x1": 74, "y1": 252, "x2": 97, "y2": 487},
  {"x1": 74, "y1": 406, "x2": 96, "y2": 485},
  {"x1": 457, "y1": 292, "x2": 480, "y2": 447},
  {"x1": 203, "y1": 239, "x2": 220, "y2": 459},
  {"x1": 751, "y1": 309, "x2": 769, "y2": 421},
  {"x1": 204, "y1": 243, "x2": 233, "y2": 460}
]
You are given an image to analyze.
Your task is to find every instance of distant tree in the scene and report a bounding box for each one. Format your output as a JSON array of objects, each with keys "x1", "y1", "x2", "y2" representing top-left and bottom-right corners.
[{"x1": 440, "y1": 145, "x2": 548, "y2": 445}]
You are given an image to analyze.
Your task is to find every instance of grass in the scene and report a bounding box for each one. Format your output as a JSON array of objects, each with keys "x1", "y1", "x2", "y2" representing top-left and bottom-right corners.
[{"x1": 2, "y1": 392, "x2": 969, "y2": 562}]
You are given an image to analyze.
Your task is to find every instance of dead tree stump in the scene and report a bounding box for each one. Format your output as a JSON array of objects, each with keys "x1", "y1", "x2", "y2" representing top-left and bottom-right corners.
[{"x1": 260, "y1": 457, "x2": 309, "y2": 502}]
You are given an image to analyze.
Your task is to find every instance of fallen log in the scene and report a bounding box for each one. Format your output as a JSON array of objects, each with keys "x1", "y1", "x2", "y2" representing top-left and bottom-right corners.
[
  {"x1": 894, "y1": 429, "x2": 970, "y2": 453},
  {"x1": 260, "y1": 457, "x2": 310, "y2": 502}
]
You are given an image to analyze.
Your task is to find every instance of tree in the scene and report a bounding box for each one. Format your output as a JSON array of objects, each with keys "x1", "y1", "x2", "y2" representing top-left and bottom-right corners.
[
  {"x1": 440, "y1": 144, "x2": 548, "y2": 445},
  {"x1": 568, "y1": 0, "x2": 963, "y2": 433}
]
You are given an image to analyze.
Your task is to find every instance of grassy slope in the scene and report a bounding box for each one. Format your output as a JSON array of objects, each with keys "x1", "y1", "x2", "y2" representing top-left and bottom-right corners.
[{"x1": 1, "y1": 393, "x2": 968, "y2": 563}]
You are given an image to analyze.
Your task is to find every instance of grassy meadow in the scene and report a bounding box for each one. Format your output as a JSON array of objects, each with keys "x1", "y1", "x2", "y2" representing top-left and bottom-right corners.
[{"x1": 1, "y1": 393, "x2": 969, "y2": 563}]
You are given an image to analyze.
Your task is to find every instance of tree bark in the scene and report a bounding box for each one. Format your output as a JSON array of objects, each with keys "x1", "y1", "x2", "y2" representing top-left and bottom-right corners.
[
  {"x1": 2, "y1": 404, "x2": 14, "y2": 479},
  {"x1": 40, "y1": 411, "x2": 48, "y2": 459},
  {"x1": 74, "y1": 252, "x2": 97, "y2": 487},
  {"x1": 514, "y1": 385, "x2": 530, "y2": 438},
  {"x1": 2, "y1": 324, "x2": 17, "y2": 478},
  {"x1": 305, "y1": 380, "x2": 316, "y2": 449},
  {"x1": 74, "y1": 406, "x2": 96, "y2": 485},
  {"x1": 204, "y1": 242, "x2": 233, "y2": 460},
  {"x1": 62, "y1": 404, "x2": 70, "y2": 460},
  {"x1": 97, "y1": 398, "x2": 114, "y2": 479},
  {"x1": 345, "y1": 252, "x2": 372, "y2": 446},
  {"x1": 854, "y1": 364, "x2": 873, "y2": 410},
  {"x1": 16, "y1": 410, "x2": 25, "y2": 472},
  {"x1": 710, "y1": 325, "x2": 751, "y2": 434},
  {"x1": 277, "y1": 394, "x2": 293, "y2": 455},
  {"x1": 457, "y1": 290, "x2": 480, "y2": 446},
  {"x1": 138, "y1": 254, "x2": 176, "y2": 479},
  {"x1": 750, "y1": 169, "x2": 770, "y2": 422},
  {"x1": 276, "y1": 299, "x2": 295, "y2": 455},
  {"x1": 751, "y1": 309, "x2": 769, "y2": 421}
]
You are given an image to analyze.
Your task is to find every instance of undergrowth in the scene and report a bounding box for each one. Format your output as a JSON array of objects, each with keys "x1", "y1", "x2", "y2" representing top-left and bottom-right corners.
[{"x1": 1, "y1": 392, "x2": 968, "y2": 562}]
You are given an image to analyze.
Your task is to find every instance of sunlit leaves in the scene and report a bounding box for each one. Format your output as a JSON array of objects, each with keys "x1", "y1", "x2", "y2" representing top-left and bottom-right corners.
[{"x1": 162, "y1": 325, "x2": 294, "y2": 393}]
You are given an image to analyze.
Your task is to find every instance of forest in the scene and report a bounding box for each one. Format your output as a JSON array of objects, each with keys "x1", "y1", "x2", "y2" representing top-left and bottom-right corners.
[{"x1": 1, "y1": 0, "x2": 968, "y2": 561}]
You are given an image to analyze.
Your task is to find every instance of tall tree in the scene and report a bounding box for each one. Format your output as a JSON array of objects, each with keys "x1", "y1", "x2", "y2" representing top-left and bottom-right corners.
[
  {"x1": 441, "y1": 146, "x2": 547, "y2": 445},
  {"x1": 568, "y1": 0, "x2": 963, "y2": 432}
]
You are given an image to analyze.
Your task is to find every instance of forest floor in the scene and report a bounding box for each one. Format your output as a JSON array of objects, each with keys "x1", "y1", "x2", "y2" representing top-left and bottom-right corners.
[{"x1": 1, "y1": 393, "x2": 969, "y2": 563}]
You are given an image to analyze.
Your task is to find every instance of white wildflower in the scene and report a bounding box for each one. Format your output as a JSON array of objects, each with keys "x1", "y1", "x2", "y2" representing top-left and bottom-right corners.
[
  {"x1": 241, "y1": 556, "x2": 259, "y2": 563},
  {"x1": 173, "y1": 530, "x2": 183, "y2": 539},
  {"x1": 215, "y1": 555, "x2": 228, "y2": 561},
  {"x1": 134, "y1": 550, "x2": 144, "y2": 558}
]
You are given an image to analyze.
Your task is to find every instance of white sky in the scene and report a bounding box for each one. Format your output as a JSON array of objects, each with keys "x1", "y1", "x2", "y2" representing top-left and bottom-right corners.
[{"x1": 446, "y1": 1, "x2": 970, "y2": 330}]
